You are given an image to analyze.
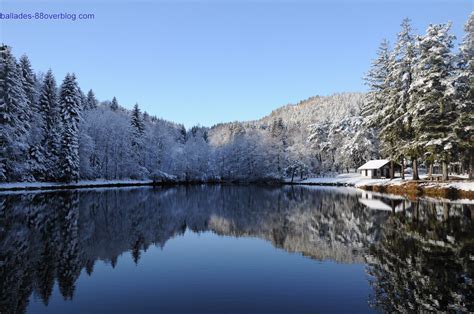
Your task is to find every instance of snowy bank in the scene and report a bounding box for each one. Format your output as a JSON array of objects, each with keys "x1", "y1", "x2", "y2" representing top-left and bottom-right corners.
[
  {"x1": 294, "y1": 173, "x2": 474, "y2": 199},
  {"x1": 298, "y1": 173, "x2": 392, "y2": 187},
  {"x1": 0, "y1": 179, "x2": 156, "y2": 191}
]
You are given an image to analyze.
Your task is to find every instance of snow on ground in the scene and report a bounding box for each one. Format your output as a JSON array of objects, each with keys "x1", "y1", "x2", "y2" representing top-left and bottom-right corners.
[
  {"x1": 297, "y1": 173, "x2": 474, "y2": 192},
  {"x1": 0, "y1": 179, "x2": 154, "y2": 191},
  {"x1": 422, "y1": 181, "x2": 474, "y2": 191},
  {"x1": 299, "y1": 173, "x2": 392, "y2": 187}
]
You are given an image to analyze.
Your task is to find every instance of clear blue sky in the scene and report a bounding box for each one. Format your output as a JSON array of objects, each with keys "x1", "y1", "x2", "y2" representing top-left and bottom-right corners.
[{"x1": 1, "y1": 0, "x2": 471, "y2": 128}]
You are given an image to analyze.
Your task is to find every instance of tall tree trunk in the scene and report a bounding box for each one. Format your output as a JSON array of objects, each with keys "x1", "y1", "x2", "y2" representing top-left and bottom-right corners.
[
  {"x1": 428, "y1": 162, "x2": 433, "y2": 178},
  {"x1": 400, "y1": 157, "x2": 405, "y2": 180},
  {"x1": 442, "y1": 160, "x2": 448, "y2": 181},
  {"x1": 412, "y1": 158, "x2": 419, "y2": 180}
]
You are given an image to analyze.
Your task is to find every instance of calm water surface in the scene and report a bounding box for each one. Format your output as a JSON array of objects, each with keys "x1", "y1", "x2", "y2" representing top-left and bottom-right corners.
[{"x1": 1, "y1": 186, "x2": 472, "y2": 313}]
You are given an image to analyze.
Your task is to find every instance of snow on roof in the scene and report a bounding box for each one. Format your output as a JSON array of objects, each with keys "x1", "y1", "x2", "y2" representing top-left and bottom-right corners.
[{"x1": 357, "y1": 159, "x2": 390, "y2": 170}]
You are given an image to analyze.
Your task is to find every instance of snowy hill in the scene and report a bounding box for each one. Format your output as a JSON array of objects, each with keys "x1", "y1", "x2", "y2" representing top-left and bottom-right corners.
[
  {"x1": 260, "y1": 92, "x2": 364, "y2": 126},
  {"x1": 205, "y1": 92, "x2": 375, "y2": 180}
]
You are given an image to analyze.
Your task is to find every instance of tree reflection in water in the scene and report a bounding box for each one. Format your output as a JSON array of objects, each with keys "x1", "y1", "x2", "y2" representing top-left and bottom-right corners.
[
  {"x1": 0, "y1": 186, "x2": 472, "y2": 313},
  {"x1": 366, "y1": 200, "x2": 473, "y2": 312}
]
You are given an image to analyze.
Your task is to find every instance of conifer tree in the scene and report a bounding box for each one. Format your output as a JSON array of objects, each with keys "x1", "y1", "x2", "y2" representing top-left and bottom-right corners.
[
  {"x1": 130, "y1": 103, "x2": 145, "y2": 168},
  {"x1": 131, "y1": 103, "x2": 145, "y2": 136},
  {"x1": 454, "y1": 13, "x2": 474, "y2": 179},
  {"x1": 362, "y1": 39, "x2": 391, "y2": 125},
  {"x1": 59, "y1": 73, "x2": 82, "y2": 182},
  {"x1": 78, "y1": 87, "x2": 88, "y2": 110},
  {"x1": 0, "y1": 45, "x2": 29, "y2": 181},
  {"x1": 18, "y1": 55, "x2": 37, "y2": 111},
  {"x1": 39, "y1": 69, "x2": 62, "y2": 179},
  {"x1": 19, "y1": 54, "x2": 46, "y2": 178},
  {"x1": 86, "y1": 89, "x2": 98, "y2": 110},
  {"x1": 110, "y1": 96, "x2": 119, "y2": 111},
  {"x1": 409, "y1": 23, "x2": 457, "y2": 180},
  {"x1": 381, "y1": 19, "x2": 417, "y2": 178}
]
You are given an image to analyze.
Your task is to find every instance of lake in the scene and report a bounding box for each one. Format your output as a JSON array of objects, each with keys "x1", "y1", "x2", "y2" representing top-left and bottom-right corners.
[{"x1": 1, "y1": 185, "x2": 472, "y2": 313}]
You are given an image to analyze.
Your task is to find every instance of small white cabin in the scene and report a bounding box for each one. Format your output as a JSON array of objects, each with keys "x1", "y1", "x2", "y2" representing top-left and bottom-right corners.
[{"x1": 358, "y1": 159, "x2": 400, "y2": 179}]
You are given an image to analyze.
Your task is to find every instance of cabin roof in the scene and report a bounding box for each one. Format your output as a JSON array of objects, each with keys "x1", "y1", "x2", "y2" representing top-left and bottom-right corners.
[{"x1": 357, "y1": 159, "x2": 390, "y2": 170}]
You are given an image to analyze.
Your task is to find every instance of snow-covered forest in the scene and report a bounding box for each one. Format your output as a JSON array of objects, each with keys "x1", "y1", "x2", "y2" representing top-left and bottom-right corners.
[
  {"x1": 362, "y1": 15, "x2": 473, "y2": 180},
  {"x1": 0, "y1": 14, "x2": 472, "y2": 183}
]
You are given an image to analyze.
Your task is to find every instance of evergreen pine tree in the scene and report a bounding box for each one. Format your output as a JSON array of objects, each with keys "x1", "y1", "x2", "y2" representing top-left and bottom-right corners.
[
  {"x1": 362, "y1": 39, "x2": 391, "y2": 125},
  {"x1": 86, "y1": 89, "x2": 98, "y2": 110},
  {"x1": 454, "y1": 13, "x2": 474, "y2": 179},
  {"x1": 59, "y1": 73, "x2": 82, "y2": 182},
  {"x1": 110, "y1": 96, "x2": 119, "y2": 111},
  {"x1": 130, "y1": 103, "x2": 145, "y2": 168},
  {"x1": 78, "y1": 87, "x2": 88, "y2": 110},
  {"x1": 0, "y1": 44, "x2": 29, "y2": 181},
  {"x1": 131, "y1": 103, "x2": 145, "y2": 136},
  {"x1": 39, "y1": 69, "x2": 62, "y2": 180},
  {"x1": 409, "y1": 23, "x2": 457, "y2": 180},
  {"x1": 19, "y1": 54, "x2": 46, "y2": 179},
  {"x1": 18, "y1": 55, "x2": 37, "y2": 111},
  {"x1": 380, "y1": 19, "x2": 417, "y2": 178}
]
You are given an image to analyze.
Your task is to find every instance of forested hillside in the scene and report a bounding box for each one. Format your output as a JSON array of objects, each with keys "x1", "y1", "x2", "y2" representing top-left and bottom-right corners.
[
  {"x1": 0, "y1": 45, "x2": 373, "y2": 183},
  {"x1": 0, "y1": 14, "x2": 472, "y2": 183}
]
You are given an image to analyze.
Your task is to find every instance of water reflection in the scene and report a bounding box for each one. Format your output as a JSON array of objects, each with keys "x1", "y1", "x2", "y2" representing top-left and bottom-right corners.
[
  {"x1": 366, "y1": 199, "x2": 473, "y2": 312},
  {"x1": 0, "y1": 186, "x2": 472, "y2": 313}
]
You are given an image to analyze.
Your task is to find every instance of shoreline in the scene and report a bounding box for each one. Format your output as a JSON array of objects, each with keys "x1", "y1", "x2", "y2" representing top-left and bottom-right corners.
[
  {"x1": 0, "y1": 180, "x2": 159, "y2": 192},
  {"x1": 289, "y1": 177, "x2": 474, "y2": 200},
  {"x1": 357, "y1": 181, "x2": 474, "y2": 200},
  {"x1": 1, "y1": 177, "x2": 473, "y2": 200}
]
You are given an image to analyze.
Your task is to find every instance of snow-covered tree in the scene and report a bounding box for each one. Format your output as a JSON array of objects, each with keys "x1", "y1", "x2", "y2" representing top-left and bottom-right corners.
[
  {"x1": 454, "y1": 13, "x2": 474, "y2": 179},
  {"x1": 381, "y1": 19, "x2": 417, "y2": 177},
  {"x1": 359, "y1": 40, "x2": 393, "y2": 175},
  {"x1": 0, "y1": 45, "x2": 29, "y2": 181},
  {"x1": 59, "y1": 73, "x2": 82, "y2": 182},
  {"x1": 110, "y1": 96, "x2": 119, "y2": 111},
  {"x1": 131, "y1": 103, "x2": 145, "y2": 136},
  {"x1": 18, "y1": 55, "x2": 37, "y2": 111},
  {"x1": 86, "y1": 89, "x2": 98, "y2": 110},
  {"x1": 408, "y1": 23, "x2": 457, "y2": 180},
  {"x1": 130, "y1": 103, "x2": 148, "y2": 176},
  {"x1": 268, "y1": 118, "x2": 287, "y2": 176},
  {"x1": 362, "y1": 39, "x2": 391, "y2": 125},
  {"x1": 18, "y1": 54, "x2": 46, "y2": 178},
  {"x1": 38, "y1": 69, "x2": 62, "y2": 180}
]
